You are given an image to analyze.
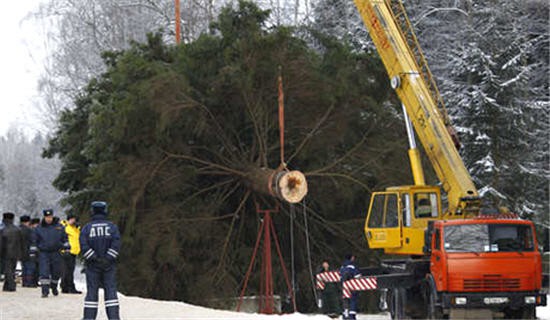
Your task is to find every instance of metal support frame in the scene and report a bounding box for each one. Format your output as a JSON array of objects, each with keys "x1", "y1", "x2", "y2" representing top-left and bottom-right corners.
[{"x1": 236, "y1": 202, "x2": 296, "y2": 314}]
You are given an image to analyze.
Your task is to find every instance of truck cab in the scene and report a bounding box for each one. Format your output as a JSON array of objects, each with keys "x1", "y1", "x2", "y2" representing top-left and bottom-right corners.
[
  {"x1": 427, "y1": 217, "x2": 546, "y2": 318},
  {"x1": 365, "y1": 185, "x2": 442, "y2": 255}
]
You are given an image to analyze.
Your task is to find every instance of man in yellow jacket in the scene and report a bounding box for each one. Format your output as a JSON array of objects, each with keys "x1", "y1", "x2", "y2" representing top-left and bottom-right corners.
[{"x1": 61, "y1": 213, "x2": 81, "y2": 294}]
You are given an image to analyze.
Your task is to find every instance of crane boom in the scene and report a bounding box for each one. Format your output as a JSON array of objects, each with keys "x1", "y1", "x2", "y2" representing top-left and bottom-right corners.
[{"x1": 354, "y1": 0, "x2": 479, "y2": 215}]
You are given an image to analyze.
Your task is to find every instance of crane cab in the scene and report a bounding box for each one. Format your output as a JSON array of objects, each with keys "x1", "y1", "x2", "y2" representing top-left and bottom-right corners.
[{"x1": 365, "y1": 185, "x2": 442, "y2": 255}]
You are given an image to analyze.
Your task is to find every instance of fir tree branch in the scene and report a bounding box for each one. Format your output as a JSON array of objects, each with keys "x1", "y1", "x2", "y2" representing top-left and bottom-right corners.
[
  {"x1": 213, "y1": 191, "x2": 251, "y2": 284},
  {"x1": 163, "y1": 150, "x2": 245, "y2": 176},
  {"x1": 306, "y1": 132, "x2": 369, "y2": 175},
  {"x1": 286, "y1": 103, "x2": 336, "y2": 165},
  {"x1": 305, "y1": 172, "x2": 372, "y2": 193}
]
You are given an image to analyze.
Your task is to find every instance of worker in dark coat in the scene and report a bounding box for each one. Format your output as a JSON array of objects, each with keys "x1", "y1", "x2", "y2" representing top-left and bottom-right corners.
[
  {"x1": 30, "y1": 218, "x2": 41, "y2": 228},
  {"x1": 0, "y1": 212, "x2": 25, "y2": 291},
  {"x1": 30, "y1": 218, "x2": 41, "y2": 286},
  {"x1": 32, "y1": 209, "x2": 70, "y2": 297},
  {"x1": 340, "y1": 254, "x2": 361, "y2": 320},
  {"x1": 80, "y1": 201, "x2": 121, "y2": 320},
  {"x1": 317, "y1": 260, "x2": 341, "y2": 317},
  {"x1": 19, "y1": 215, "x2": 37, "y2": 287}
]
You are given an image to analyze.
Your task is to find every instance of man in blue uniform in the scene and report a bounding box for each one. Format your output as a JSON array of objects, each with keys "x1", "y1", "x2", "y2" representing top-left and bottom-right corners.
[
  {"x1": 80, "y1": 201, "x2": 121, "y2": 320},
  {"x1": 19, "y1": 215, "x2": 36, "y2": 287},
  {"x1": 30, "y1": 218, "x2": 41, "y2": 286},
  {"x1": 340, "y1": 254, "x2": 361, "y2": 320},
  {"x1": 33, "y1": 209, "x2": 70, "y2": 297}
]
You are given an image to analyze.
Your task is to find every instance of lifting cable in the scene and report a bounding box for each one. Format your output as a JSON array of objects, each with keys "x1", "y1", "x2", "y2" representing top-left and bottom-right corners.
[
  {"x1": 302, "y1": 197, "x2": 318, "y2": 302},
  {"x1": 290, "y1": 203, "x2": 296, "y2": 304},
  {"x1": 278, "y1": 67, "x2": 317, "y2": 303}
]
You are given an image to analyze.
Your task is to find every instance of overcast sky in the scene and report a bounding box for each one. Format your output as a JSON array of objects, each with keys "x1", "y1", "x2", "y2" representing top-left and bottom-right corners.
[{"x1": 0, "y1": 1, "x2": 48, "y2": 137}]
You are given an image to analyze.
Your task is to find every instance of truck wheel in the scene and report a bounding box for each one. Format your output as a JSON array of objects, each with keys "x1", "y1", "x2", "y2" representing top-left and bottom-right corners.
[
  {"x1": 423, "y1": 277, "x2": 444, "y2": 320},
  {"x1": 426, "y1": 288, "x2": 443, "y2": 320},
  {"x1": 388, "y1": 288, "x2": 406, "y2": 320},
  {"x1": 428, "y1": 292, "x2": 443, "y2": 320},
  {"x1": 504, "y1": 305, "x2": 535, "y2": 319}
]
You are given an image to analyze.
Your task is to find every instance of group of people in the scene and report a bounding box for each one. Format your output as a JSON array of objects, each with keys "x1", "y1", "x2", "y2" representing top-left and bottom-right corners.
[
  {"x1": 0, "y1": 210, "x2": 80, "y2": 294},
  {"x1": 0, "y1": 201, "x2": 122, "y2": 320},
  {"x1": 317, "y1": 254, "x2": 361, "y2": 320}
]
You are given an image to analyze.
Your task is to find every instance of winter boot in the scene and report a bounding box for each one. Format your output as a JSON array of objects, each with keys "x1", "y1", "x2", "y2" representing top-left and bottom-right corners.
[
  {"x1": 41, "y1": 284, "x2": 49, "y2": 298},
  {"x1": 51, "y1": 283, "x2": 59, "y2": 296},
  {"x1": 105, "y1": 299, "x2": 120, "y2": 320}
]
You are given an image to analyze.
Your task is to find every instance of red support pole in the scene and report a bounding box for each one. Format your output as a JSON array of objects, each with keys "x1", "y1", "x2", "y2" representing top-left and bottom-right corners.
[
  {"x1": 236, "y1": 218, "x2": 265, "y2": 312},
  {"x1": 259, "y1": 235, "x2": 265, "y2": 312},
  {"x1": 262, "y1": 212, "x2": 274, "y2": 314},
  {"x1": 278, "y1": 70, "x2": 285, "y2": 166},
  {"x1": 270, "y1": 218, "x2": 297, "y2": 312}
]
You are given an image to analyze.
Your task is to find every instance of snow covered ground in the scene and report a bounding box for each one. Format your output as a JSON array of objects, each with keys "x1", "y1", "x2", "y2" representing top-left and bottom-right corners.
[
  {"x1": 0, "y1": 284, "x2": 388, "y2": 320},
  {"x1": 0, "y1": 275, "x2": 547, "y2": 320},
  {"x1": 539, "y1": 301, "x2": 550, "y2": 320}
]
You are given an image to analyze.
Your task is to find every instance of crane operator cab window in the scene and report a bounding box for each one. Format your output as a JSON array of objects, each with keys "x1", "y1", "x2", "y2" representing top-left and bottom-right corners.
[
  {"x1": 368, "y1": 193, "x2": 399, "y2": 228},
  {"x1": 414, "y1": 193, "x2": 439, "y2": 218}
]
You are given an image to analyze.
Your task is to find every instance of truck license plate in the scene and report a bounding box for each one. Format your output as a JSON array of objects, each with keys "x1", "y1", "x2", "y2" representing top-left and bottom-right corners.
[{"x1": 483, "y1": 297, "x2": 508, "y2": 304}]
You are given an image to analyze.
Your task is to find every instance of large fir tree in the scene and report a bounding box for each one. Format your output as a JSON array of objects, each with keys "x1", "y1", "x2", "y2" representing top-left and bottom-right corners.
[{"x1": 45, "y1": 1, "x2": 409, "y2": 310}]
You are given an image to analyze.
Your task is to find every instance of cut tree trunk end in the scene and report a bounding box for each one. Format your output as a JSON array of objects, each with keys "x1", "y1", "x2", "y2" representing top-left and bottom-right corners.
[{"x1": 244, "y1": 168, "x2": 308, "y2": 203}]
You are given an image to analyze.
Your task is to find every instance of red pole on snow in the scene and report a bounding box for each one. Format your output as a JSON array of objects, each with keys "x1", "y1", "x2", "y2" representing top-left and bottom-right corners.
[
  {"x1": 270, "y1": 216, "x2": 297, "y2": 311},
  {"x1": 236, "y1": 218, "x2": 264, "y2": 312},
  {"x1": 262, "y1": 211, "x2": 274, "y2": 313}
]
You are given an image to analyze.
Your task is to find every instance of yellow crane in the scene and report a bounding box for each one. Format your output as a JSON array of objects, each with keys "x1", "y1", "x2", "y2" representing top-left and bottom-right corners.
[
  {"x1": 312, "y1": 0, "x2": 546, "y2": 319},
  {"x1": 328, "y1": 2, "x2": 547, "y2": 319},
  {"x1": 356, "y1": 0, "x2": 482, "y2": 255}
]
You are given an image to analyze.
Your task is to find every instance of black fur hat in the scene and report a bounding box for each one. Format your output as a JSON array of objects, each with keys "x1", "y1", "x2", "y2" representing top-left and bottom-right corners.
[{"x1": 2, "y1": 212, "x2": 15, "y2": 220}]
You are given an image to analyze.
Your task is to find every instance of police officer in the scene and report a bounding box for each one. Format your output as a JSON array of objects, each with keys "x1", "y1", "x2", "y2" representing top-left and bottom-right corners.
[
  {"x1": 30, "y1": 218, "x2": 41, "y2": 228},
  {"x1": 340, "y1": 254, "x2": 361, "y2": 320},
  {"x1": 19, "y1": 215, "x2": 37, "y2": 287},
  {"x1": 0, "y1": 212, "x2": 24, "y2": 291},
  {"x1": 30, "y1": 218, "x2": 41, "y2": 286},
  {"x1": 33, "y1": 209, "x2": 70, "y2": 297},
  {"x1": 80, "y1": 201, "x2": 121, "y2": 320}
]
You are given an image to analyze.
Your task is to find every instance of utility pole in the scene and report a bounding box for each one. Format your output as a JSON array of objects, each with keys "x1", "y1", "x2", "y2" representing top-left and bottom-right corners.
[{"x1": 175, "y1": 0, "x2": 181, "y2": 44}]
